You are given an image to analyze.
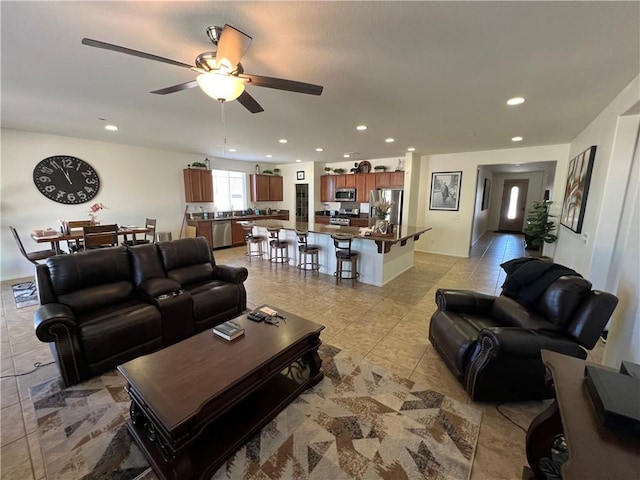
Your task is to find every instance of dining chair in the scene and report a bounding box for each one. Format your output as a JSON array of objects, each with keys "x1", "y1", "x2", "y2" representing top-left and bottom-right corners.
[
  {"x1": 10, "y1": 226, "x2": 58, "y2": 265},
  {"x1": 185, "y1": 225, "x2": 197, "y2": 238},
  {"x1": 82, "y1": 224, "x2": 119, "y2": 250},
  {"x1": 122, "y1": 218, "x2": 157, "y2": 246},
  {"x1": 66, "y1": 220, "x2": 92, "y2": 252}
]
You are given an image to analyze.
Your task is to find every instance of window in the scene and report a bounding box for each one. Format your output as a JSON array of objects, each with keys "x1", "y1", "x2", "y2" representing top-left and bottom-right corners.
[
  {"x1": 507, "y1": 186, "x2": 519, "y2": 220},
  {"x1": 212, "y1": 170, "x2": 247, "y2": 211}
]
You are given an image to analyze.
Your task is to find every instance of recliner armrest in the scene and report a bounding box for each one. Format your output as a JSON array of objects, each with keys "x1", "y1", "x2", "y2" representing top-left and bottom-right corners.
[
  {"x1": 477, "y1": 327, "x2": 586, "y2": 358},
  {"x1": 435, "y1": 289, "x2": 496, "y2": 315},
  {"x1": 212, "y1": 265, "x2": 249, "y2": 284},
  {"x1": 34, "y1": 304, "x2": 77, "y2": 342}
]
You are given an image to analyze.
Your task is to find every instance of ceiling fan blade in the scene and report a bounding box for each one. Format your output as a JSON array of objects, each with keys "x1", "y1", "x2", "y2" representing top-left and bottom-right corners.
[
  {"x1": 82, "y1": 38, "x2": 194, "y2": 69},
  {"x1": 236, "y1": 91, "x2": 264, "y2": 113},
  {"x1": 150, "y1": 80, "x2": 198, "y2": 95},
  {"x1": 215, "y1": 25, "x2": 252, "y2": 69},
  {"x1": 239, "y1": 74, "x2": 323, "y2": 95}
]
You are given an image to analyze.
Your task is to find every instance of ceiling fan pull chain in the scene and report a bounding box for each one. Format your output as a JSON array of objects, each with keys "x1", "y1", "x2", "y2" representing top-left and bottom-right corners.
[{"x1": 220, "y1": 101, "x2": 227, "y2": 156}]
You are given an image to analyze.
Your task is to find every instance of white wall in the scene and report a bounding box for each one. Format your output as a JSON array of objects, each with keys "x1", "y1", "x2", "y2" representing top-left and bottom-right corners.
[
  {"x1": 415, "y1": 144, "x2": 570, "y2": 257},
  {"x1": 554, "y1": 76, "x2": 640, "y2": 285},
  {"x1": 0, "y1": 129, "x2": 253, "y2": 280}
]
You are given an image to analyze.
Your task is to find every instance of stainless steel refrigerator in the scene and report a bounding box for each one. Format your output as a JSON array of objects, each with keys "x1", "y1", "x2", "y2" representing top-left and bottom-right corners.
[{"x1": 369, "y1": 189, "x2": 404, "y2": 228}]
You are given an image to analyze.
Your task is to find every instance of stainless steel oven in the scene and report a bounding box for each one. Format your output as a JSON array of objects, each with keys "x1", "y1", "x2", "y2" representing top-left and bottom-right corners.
[
  {"x1": 329, "y1": 217, "x2": 351, "y2": 226},
  {"x1": 334, "y1": 188, "x2": 356, "y2": 202}
]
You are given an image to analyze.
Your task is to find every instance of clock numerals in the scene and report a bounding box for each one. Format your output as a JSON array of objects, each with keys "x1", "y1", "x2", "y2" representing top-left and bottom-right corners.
[{"x1": 33, "y1": 156, "x2": 100, "y2": 204}]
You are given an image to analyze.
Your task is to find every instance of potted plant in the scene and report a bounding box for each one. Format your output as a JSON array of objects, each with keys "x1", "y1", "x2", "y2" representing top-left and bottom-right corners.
[
  {"x1": 374, "y1": 165, "x2": 388, "y2": 172},
  {"x1": 523, "y1": 200, "x2": 557, "y2": 254},
  {"x1": 333, "y1": 168, "x2": 346, "y2": 174},
  {"x1": 190, "y1": 161, "x2": 207, "y2": 169},
  {"x1": 273, "y1": 168, "x2": 281, "y2": 176},
  {"x1": 324, "y1": 167, "x2": 333, "y2": 174},
  {"x1": 262, "y1": 169, "x2": 274, "y2": 175}
]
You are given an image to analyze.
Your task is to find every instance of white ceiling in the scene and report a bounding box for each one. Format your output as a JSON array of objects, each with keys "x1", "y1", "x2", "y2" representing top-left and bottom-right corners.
[{"x1": 2, "y1": 2, "x2": 638, "y2": 165}]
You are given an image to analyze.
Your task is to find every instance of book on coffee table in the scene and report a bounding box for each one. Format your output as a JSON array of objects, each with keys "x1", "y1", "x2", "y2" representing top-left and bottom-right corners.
[{"x1": 213, "y1": 320, "x2": 245, "y2": 341}]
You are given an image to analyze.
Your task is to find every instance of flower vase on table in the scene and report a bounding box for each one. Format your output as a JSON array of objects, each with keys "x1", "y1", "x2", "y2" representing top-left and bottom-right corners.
[{"x1": 87, "y1": 202, "x2": 107, "y2": 226}]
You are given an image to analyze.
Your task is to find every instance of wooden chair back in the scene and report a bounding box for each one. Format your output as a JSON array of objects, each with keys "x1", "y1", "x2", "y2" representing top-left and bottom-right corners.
[
  {"x1": 83, "y1": 224, "x2": 119, "y2": 250},
  {"x1": 144, "y1": 218, "x2": 157, "y2": 243}
]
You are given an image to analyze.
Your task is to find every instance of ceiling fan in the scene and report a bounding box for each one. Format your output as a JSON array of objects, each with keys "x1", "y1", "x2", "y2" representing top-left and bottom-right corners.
[{"x1": 81, "y1": 24, "x2": 323, "y2": 113}]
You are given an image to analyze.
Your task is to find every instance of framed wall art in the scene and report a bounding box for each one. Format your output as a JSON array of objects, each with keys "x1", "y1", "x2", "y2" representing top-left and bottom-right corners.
[
  {"x1": 296, "y1": 171, "x2": 305, "y2": 181},
  {"x1": 560, "y1": 145, "x2": 596, "y2": 233},
  {"x1": 481, "y1": 178, "x2": 491, "y2": 211},
  {"x1": 429, "y1": 171, "x2": 462, "y2": 211}
]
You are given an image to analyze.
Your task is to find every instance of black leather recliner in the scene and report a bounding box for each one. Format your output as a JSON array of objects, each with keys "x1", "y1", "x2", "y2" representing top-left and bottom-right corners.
[{"x1": 428, "y1": 258, "x2": 618, "y2": 401}]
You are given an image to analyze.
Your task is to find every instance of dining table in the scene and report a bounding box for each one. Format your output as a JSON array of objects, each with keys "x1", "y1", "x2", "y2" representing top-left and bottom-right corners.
[{"x1": 31, "y1": 226, "x2": 151, "y2": 254}]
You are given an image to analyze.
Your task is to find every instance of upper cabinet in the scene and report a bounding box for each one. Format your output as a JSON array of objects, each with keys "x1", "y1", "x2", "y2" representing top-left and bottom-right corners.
[
  {"x1": 322, "y1": 172, "x2": 403, "y2": 202},
  {"x1": 184, "y1": 168, "x2": 213, "y2": 202},
  {"x1": 250, "y1": 174, "x2": 283, "y2": 202}
]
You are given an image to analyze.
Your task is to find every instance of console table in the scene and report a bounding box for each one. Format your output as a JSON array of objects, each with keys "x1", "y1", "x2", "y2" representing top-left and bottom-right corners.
[{"x1": 525, "y1": 350, "x2": 640, "y2": 479}]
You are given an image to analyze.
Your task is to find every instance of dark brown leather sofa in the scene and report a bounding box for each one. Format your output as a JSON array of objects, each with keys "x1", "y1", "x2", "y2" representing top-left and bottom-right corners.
[
  {"x1": 34, "y1": 237, "x2": 248, "y2": 386},
  {"x1": 428, "y1": 258, "x2": 618, "y2": 401}
]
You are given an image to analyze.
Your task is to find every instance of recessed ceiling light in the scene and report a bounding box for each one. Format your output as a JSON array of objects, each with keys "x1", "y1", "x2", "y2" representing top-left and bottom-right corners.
[
  {"x1": 295, "y1": 159, "x2": 302, "y2": 163},
  {"x1": 511, "y1": 136, "x2": 523, "y2": 142},
  {"x1": 266, "y1": 154, "x2": 273, "y2": 158},
  {"x1": 407, "y1": 147, "x2": 415, "y2": 152},
  {"x1": 507, "y1": 97, "x2": 526, "y2": 106},
  {"x1": 278, "y1": 139, "x2": 288, "y2": 144},
  {"x1": 228, "y1": 148, "x2": 237, "y2": 152},
  {"x1": 104, "y1": 124, "x2": 118, "y2": 131},
  {"x1": 385, "y1": 138, "x2": 395, "y2": 143},
  {"x1": 356, "y1": 125, "x2": 367, "y2": 131},
  {"x1": 343, "y1": 154, "x2": 350, "y2": 158},
  {"x1": 315, "y1": 148, "x2": 323, "y2": 152}
]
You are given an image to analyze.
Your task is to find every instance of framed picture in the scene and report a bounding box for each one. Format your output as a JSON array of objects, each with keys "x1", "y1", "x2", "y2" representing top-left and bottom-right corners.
[
  {"x1": 560, "y1": 145, "x2": 596, "y2": 233},
  {"x1": 429, "y1": 171, "x2": 462, "y2": 211},
  {"x1": 481, "y1": 178, "x2": 491, "y2": 211},
  {"x1": 296, "y1": 171, "x2": 305, "y2": 181}
]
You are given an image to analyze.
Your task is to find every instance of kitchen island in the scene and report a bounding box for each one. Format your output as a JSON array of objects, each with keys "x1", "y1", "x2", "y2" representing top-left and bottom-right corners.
[{"x1": 253, "y1": 220, "x2": 432, "y2": 286}]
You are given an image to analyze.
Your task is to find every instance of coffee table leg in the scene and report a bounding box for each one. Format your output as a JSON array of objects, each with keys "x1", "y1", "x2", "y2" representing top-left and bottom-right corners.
[{"x1": 303, "y1": 337, "x2": 324, "y2": 386}]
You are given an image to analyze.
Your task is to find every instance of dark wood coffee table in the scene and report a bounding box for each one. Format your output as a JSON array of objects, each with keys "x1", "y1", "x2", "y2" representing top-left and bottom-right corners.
[{"x1": 117, "y1": 305, "x2": 325, "y2": 480}]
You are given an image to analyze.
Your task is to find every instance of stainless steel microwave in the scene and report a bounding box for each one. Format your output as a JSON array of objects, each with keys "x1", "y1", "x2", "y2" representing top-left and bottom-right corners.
[{"x1": 335, "y1": 188, "x2": 356, "y2": 201}]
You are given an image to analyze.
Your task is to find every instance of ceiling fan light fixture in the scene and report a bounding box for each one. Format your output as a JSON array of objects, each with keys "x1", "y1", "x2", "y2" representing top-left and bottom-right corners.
[{"x1": 196, "y1": 72, "x2": 245, "y2": 101}]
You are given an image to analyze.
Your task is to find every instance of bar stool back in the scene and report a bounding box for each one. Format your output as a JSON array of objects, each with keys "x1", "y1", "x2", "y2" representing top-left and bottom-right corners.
[
  {"x1": 295, "y1": 230, "x2": 320, "y2": 277},
  {"x1": 332, "y1": 234, "x2": 359, "y2": 286},
  {"x1": 267, "y1": 226, "x2": 289, "y2": 267},
  {"x1": 240, "y1": 222, "x2": 265, "y2": 262}
]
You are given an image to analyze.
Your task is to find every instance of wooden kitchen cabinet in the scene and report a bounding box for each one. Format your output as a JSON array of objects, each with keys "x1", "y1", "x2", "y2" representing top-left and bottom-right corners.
[
  {"x1": 351, "y1": 218, "x2": 370, "y2": 228},
  {"x1": 186, "y1": 220, "x2": 213, "y2": 246},
  {"x1": 336, "y1": 174, "x2": 356, "y2": 188},
  {"x1": 231, "y1": 221, "x2": 247, "y2": 247},
  {"x1": 320, "y1": 175, "x2": 337, "y2": 202},
  {"x1": 390, "y1": 171, "x2": 405, "y2": 187},
  {"x1": 315, "y1": 216, "x2": 330, "y2": 224},
  {"x1": 375, "y1": 172, "x2": 391, "y2": 188},
  {"x1": 250, "y1": 174, "x2": 283, "y2": 202},
  {"x1": 356, "y1": 173, "x2": 377, "y2": 202},
  {"x1": 184, "y1": 168, "x2": 213, "y2": 202}
]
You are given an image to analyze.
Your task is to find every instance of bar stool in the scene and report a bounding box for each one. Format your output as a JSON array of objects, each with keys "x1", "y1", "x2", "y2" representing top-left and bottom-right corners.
[
  {"x1": 295, "y1": 230, "x2": 320, "y2": 277},
  {"x1": 240, "y1": 222, "x2": 265, "y2": 262},
  {"x1": 332, "y1": 234, "x2": 359, "y2": 286},
  {"x1": 267, "y1": 226, "x2": 289, "y2": 267}
]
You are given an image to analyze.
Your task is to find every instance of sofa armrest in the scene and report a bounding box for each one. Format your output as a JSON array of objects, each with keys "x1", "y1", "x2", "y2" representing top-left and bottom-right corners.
[
  {"x1": 464, "y1": 327, "x2": 586, "y2": 401},
  {"x1": 212, "y1": 265, "x2": 249, "y2": 284},
  {"x1": 435, "y1": 289, "x2": 496, "y2": 315},
  {"x1": 34, "y1": 303, "x2": 86, "y2": 387},
  {"x1": 34, "y1": 304, "x2": 77, "y2": 342}
]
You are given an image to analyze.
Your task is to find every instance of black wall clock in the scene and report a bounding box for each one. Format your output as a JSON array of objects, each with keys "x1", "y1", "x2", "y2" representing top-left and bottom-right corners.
[{"x1": 33, "y1": 155, "x2": 100, "y2": 204}]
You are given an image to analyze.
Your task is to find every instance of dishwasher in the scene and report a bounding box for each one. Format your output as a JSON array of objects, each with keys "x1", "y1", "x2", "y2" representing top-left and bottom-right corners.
[{"x1": 211, "y1": 221, "x2": 232, "y2": 249}]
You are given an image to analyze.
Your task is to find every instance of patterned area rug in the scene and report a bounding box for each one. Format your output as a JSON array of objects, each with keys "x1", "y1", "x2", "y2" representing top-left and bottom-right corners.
[
  {"x1": 12, "y1": 281, "x2": 39, "y2": 308},
  {"x1": 30, "y1": 344, "x2": 481, "y2": 480}
]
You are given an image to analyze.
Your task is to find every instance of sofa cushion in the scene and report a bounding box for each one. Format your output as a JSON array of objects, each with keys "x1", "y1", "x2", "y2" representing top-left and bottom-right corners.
[
  {"x1": 79, "y1": 300, "x2": 162, "y2": 364},
  {"x1": 157, "y1": 237, "x2": 213, "y2": 270},
  {"x1": 534, "y1": 276, "x2": 593, "y2": 328},
  {"x1": 58, "y1": 281, "x2": 135, "y2": 317},
  {"x1": 185, "y1": 280, "x2": 243, "y2": 325}
]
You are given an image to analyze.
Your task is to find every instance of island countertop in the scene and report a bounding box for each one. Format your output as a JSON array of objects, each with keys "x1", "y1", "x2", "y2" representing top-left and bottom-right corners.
[{"x1": 253, "y1": 220, "x2": 432, "y2": 253}]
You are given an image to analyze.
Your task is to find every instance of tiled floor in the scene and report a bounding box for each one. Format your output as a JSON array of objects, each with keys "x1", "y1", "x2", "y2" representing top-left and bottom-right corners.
[{"x1": 0, "y1": 232, "x2": 605, "y2": 479}]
